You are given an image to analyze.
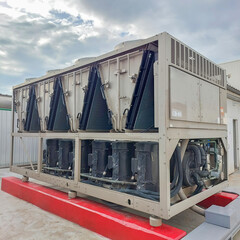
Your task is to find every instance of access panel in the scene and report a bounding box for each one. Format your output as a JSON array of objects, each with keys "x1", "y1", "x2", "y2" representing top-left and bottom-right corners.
[
  {"x1": 170, "y1": 67, "x2": 200, "y2": 122},
  {"x1": 170, "y1": 67, "x2": 220, "y2": 124}
]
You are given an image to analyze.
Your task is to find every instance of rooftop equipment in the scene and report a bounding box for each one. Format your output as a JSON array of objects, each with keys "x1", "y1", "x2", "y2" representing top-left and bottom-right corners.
[{"x1": 11, "y1": 32, "x2": 228, "y2": 224}]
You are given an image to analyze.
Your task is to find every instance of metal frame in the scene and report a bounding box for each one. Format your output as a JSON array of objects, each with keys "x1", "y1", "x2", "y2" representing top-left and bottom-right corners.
[{"x1": 10, "y1": 32, "x2": 228, "y2": 220}]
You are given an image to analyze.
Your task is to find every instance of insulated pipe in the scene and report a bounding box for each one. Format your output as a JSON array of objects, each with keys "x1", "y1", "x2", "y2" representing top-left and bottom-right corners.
[
  {"x1": 195, "y1": 144, "x2": 207, "y2": 169},
  {"x1": 179, "y1": 140, "x2": 205, "y2": 216},
  {"x1": 170, "y1": 146, "x2": 183, "y2": 198},
  {"x1": 178, "y1": 188, "x2": 205, "y2": 216},
  {"x1": 187, "y1": 145, "x2": 202, "y2": 168}
]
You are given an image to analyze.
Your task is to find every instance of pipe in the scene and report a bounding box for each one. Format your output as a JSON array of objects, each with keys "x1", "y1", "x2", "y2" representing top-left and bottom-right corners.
[
  {"x1": 178, "y1": 188, "x2": 205, "y2": 216},
  {"x1": 187, "y1": 145, "x2": 202, "y2": 168},
  {"x1": 170, "y1": 150, "x2": 178, "y2": 189},
  {"x1": 196, "y1": 145, "x2": 207, "y2": 168},
  {"x1": 170, "y1": 146, "x2": 183, "y2": 198}
]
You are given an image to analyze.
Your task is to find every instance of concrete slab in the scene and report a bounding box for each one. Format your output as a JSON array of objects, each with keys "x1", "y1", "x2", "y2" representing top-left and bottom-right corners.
[{"x1": 0, "y1": 169, "x2": 107, "y2": 240}]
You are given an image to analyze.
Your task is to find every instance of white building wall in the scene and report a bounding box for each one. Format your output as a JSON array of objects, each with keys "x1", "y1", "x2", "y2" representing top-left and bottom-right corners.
[
  {"x1": 220, "y1": 60, "x2": 240, "y2": 90},
  {"x1": 219, "y1": 60, "x2": 240, "y2": 174},
  {"x1": 227, "y1": 98, "x2": 240, "y2": 174}
]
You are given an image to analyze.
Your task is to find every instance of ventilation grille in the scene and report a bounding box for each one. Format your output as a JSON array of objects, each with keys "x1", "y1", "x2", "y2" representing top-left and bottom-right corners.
[{"x1": 171, "y1": 38, "x2": 224, "y2": 87}]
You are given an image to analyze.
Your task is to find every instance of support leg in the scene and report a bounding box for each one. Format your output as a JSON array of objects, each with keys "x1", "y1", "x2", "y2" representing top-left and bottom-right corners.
[
  {"x1": 22, "y1": 176, "x2": 29, "y2": 182},
  {"x1": 68, "y1": 190, "x2": 77, "y2": 199},
  {"x1": 149, "y1": 215, "x2": 162, "y2": 227}
]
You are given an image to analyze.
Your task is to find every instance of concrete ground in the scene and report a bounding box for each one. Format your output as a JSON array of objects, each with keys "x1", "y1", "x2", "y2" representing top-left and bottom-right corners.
[
  {"x1": 0, "y1": 168, "x2": 239, "y2": 240},
  {"x1": 0, "y1": 169, "x2": 107, "y2": 240}
]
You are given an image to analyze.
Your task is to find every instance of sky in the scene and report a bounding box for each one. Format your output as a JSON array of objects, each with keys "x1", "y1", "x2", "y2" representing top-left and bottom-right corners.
[{"x1": 0, "y1": 0, "x2": 240, "y2": 94}]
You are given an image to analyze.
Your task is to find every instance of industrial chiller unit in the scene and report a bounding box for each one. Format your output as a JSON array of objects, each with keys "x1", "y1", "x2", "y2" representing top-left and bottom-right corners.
[{"x1": 11, "y1": 32, "x2": 228, "y2": 224}]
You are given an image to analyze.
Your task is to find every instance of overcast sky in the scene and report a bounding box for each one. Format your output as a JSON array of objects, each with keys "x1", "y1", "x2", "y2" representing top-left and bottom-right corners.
[{"x1": 0, "y1": 0, "x2": 240, "y2": 94}]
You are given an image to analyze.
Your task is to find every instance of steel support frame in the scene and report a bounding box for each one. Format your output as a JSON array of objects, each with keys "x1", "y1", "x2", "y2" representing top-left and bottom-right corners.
[
  {"x1": 156, "y1": 33, "x2": 228, "y2": 219},
  {"x1": 10, "y1": 33, "x2": 229, "y2": 220}
]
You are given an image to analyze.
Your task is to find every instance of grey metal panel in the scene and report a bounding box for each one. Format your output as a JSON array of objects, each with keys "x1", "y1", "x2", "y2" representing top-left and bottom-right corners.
[
  {"x1": 183, "y1": 222, "x2": 232, "y2": 240},
  {"x1": 205, "y1": 205, "x2": 237, "y2": 228},
  {"x1": 170, "y1": 66, "x2": 200, "y2": 122},
  {"x1": 200, "y1": 80, "x2": 220, "y2": 123},
  {"x1": 183, "y1": 196, "x2": 240, "y2": 240}
]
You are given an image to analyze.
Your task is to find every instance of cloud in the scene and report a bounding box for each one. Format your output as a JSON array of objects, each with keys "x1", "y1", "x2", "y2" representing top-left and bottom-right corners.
[{"x1": 0, "y1": 0, "x2": 240, "y2": 94}]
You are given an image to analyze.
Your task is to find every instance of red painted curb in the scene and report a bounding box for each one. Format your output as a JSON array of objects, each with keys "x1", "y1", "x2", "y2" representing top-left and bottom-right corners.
[
  {"x1": 1, "y1": 177, "x2": 186, "y2": 240},
  {"x1": 198, "y1": 192, "x2": 238, "y2": 209}
]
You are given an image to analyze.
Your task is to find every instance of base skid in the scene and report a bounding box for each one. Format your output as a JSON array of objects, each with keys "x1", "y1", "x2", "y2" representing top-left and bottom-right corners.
[
  {"x1": 198, "y1": 192, "x2": 238, "y2": 208},
  {"x1": 1, "y1": 177, "x2": 186, "y2": 240}
]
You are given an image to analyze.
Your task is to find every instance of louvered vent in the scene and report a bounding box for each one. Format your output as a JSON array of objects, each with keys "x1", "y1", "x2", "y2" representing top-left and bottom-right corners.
[{"x1": 170, "y1": 38, "x2": 224, "y2": 87}]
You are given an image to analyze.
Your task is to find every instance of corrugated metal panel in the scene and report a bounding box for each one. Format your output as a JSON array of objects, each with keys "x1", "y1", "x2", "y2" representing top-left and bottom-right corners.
[
  {"x1": 0, "y1": 109, "x2": 11, "y2": 167},
  {"x1": 0, "y1": 110, "x2": 38, "y2": 168}
]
